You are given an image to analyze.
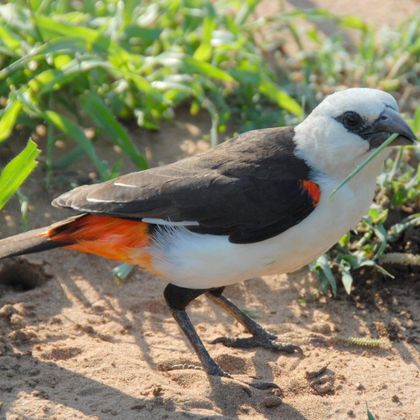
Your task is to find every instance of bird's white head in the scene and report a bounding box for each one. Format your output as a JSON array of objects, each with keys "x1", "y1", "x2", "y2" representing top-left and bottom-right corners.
[{"x1": 294, "y1": 88, "x2": 416, "y2": 178}]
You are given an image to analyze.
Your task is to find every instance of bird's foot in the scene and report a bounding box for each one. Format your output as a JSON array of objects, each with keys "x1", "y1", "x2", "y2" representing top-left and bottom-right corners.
[
  {"x1": 208, "y1": 371, "x2": 280, "y2": 394},
  {"x1": 164, "y1": 361, "x2": 279, "y2": 391},
  {"x1": 244, "y1": 379, "x2": 280, "y2": 390},
  {"x1": 211, "y1": 333, "x2": 303, "y2": 355},
  {"x1": 206, "y1": 363, "x2": 280, "y2": 389}
]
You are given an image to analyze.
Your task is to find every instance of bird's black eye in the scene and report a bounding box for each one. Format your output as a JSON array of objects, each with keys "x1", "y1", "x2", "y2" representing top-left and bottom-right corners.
[{"x1": 341, "y1": 111, "x2": 363, "y2": 131}]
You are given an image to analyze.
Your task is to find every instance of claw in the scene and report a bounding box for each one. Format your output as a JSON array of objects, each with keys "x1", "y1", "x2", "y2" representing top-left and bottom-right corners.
[
  {"x1": 271, "y1": 342, "x2": 304, "y2": 355},
  {"x1": 210, "y1": 336, "x2": 233, "y2": 345},
  {"x1": 246, "y1": 380, "x2": 280, "y2": 390},
  {"x1": 208, "y1": 373, "x2": 280, "y2": 394},
  {"x1": 211, "y1": 335, "x2": 303, "y2": 355}
]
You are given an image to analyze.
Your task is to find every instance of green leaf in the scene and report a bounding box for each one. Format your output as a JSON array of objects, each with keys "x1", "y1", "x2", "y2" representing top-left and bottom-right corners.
[
  {"x1": 367, "y1": 208, "x2": 388, "y2": 224},
  {"x1": 0, "y1": 37, "x2": 88, "y2": 80},
  {"x1": 43, "y1": 110, "x2": 111, "y2": 179},
  {"x1": 363, "y1": 218, "x2": 388, "y2": 259},
  {"x1": 34, "y1": 15, "x2": 110, "y2": 52},
  {"x1": 388, "y1": 213, "x2": 420, "y2": 242},
  {"x1": 183, "y1": 57, "x2": 235, "y2": 83},
  {"x1": 411, "y1": 107, "x2": 420, "y2": 134},
  {"x1": 0, "y1": 99, "x2": 22, "y2": 143},
  {"x1": 340, "y1": 16, "x2": 368, "y2": 32},
  {"x1": 81, "y1": 92, "x2": 148, "y2": 170},
  {"x1": 338, "y1": 232, "x2": 351, "y2": 247},
  {"x1": 28, "y1": 68, "x2": 78, "y2": 95},
  {"x1": 193, "y1": 17, "x2": 216, "y2": 62},
  {"x1": 259, "y1": 80, "x2": 303, "y2": 116},
  {"x1": 312, "y1": 255, "x2": 337, "y2": 296},
  {"x1": 235, "y1": 0, "x2": 260, "y2": 26},
  {"x1": 0, "y1": 139, "x2": 40, "y2": 210},
  {"x1": 339, "y1": 260, "x2": 353, "y2": 294},
  {"x1": 123, "y1": 25, "x2": 162, "y2": 44},
  {"x1": 0, "y1": 25, "x2": 22, "y2": 53}
]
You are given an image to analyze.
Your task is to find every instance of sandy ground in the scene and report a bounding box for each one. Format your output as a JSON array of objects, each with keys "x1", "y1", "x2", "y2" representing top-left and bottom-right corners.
[{"x1": 1, "y1": 1, "x2": 419, "y2": 419}]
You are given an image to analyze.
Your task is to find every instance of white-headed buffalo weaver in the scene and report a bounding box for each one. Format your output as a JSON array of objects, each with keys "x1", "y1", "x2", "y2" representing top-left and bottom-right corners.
[{"x1": 0, "y1": 88, "x2": 416, "y2": 389}]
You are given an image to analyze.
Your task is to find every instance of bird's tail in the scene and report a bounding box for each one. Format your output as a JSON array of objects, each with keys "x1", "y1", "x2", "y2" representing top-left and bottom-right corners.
[
  {"x1": 0, "y1": 215, "x2": 85, "y2": 260},
  {"x1": 0, "y1": 214, "x2": 153, "y2": 270}
]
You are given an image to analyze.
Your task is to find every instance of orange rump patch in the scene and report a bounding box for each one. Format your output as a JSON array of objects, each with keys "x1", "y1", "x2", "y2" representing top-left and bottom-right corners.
[
  {"x1": 44, "y1": 215, "x2": 156, "y2": 273},
  {"x1": 301, "y1": 180, "x2": 321, "y2": 206}
]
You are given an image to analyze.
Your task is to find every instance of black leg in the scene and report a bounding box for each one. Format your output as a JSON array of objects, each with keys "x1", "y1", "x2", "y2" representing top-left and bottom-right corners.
[
  {"x1": 164, "y1": 284, "x2": 279, "y2": 390},
  {"x1": 207, "y1": 288, "x2": 302, "y2": 355},
  {"x1": 164, "y1": 284, "x2": 228, "y2": 377}
]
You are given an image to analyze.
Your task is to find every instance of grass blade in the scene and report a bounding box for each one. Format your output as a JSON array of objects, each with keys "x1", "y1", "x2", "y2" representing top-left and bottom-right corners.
[
  {"x1": 259, "y1": 80, "x2": 303, "y2": 117},
  {"x1": 193, "y1": 17, "x2": 216, "y2": 62},
  {"x1": 34, "y1": 15, "x2": 110, "y2": 52},
  {"x1": 44, "y1": 110, "x2": 111, "y2": 179},
  {"x1": 330, "y1": 133, "x2": 399, "y2": 198},
  {"x1": 339, "y1": 260, "x2": 353, "y2": 294},
  {"x1": 183, "y1": 57, "x2": 235, "y2": 83},
  {"x1": 0, "y1": 25, "x2": 23, "y2": 54},
  {"x1": 0, "y1": 139, "x2": 40, "y2": 209},
  {"x1": 81, "y1": 92, "x2": 148, "y2": 170},
  {"x1": 0, "y1": 99, "x2": 22, "y2": 143},
  {"x1": 366, "y1": 404, "x2": 376, "y2": 420},
  {"x1": 312, "y1": 255, "x2": 337, "y2": 296},
  {"x1": 0, "y1": 37, "x2": 87, "y2": 80}
]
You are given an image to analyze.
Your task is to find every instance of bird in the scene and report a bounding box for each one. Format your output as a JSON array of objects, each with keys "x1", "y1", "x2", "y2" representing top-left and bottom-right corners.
[{"x1": 0, "y1": 88, "x2": 416, "y2": 388}]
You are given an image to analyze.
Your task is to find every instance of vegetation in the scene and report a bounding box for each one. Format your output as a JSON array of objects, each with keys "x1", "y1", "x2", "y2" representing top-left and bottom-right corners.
[{"x1": 0, "y1": 0, "x2": 418, "y2": 292}]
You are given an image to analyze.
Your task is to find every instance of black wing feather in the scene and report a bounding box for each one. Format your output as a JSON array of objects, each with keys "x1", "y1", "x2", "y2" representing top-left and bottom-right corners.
[{"x1": 53, "y1": 127, "x2": 318, "y2": 244}]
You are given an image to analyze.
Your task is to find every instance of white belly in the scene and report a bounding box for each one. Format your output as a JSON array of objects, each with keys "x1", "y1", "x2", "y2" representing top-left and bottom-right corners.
[{"x1": 149, "y1": 171, "x2": 379, "y2": 289}]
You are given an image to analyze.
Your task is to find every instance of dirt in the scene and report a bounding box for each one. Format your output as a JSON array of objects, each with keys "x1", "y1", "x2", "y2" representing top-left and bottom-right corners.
[
  {"x1": 1, "y1": 1, "x2": 419, "y2": 419},
  {"x1": 0, "y1": 243, "x2": 419, "y2": 419}
]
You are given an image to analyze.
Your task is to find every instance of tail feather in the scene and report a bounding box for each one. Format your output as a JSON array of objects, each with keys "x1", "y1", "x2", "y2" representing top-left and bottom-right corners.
[
  {"x1": 0, "y1": 215, "x2": 84, "y2": 260},
  {"x1": 0, "y1": 214, "x2": 153, "y2": 270}
]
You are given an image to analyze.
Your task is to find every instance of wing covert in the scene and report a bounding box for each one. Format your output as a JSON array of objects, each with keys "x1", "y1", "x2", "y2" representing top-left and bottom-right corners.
[{"x1": 52, "y1": 127, "x2": 320, "y2": 243}]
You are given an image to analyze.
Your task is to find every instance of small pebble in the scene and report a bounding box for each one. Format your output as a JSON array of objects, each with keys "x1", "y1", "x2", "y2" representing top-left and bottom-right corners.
[
  {"x1": 347, "y1": 409, "x2": 356, "y2": 417},
  {"x1": 31, "y1": 390, "x2": 48, "y2": 399},
  {"x1": 130, "y1": 403, "x2": 146, "y2": 411},
  {"x1": 356, "y1": 383, "x2": 365, "y2": 391},
  {"x1": 13, "y1": 302, "x2": 33, "y2": 316},
  {"x1": 311, "y1": 322, "x2": 332, "y2": 335},
  {"x1": 271, "y1": 388, "x2": 284, "y2": 397},
  {"x1": 312, "y1": 382, "x2": 335, "y2": 395},
  {"x1": 10, "y1": 314, "x2": 25, "y2": 328},
  {"x1": 392, "y1": 395, "x2": 401, "y2": 404},
  {"x1": 305, "y1": 365, "x2": 328, "y2": 379},
  {"x1": 91, "y1": 304, "x2": 105, "y2": 314},
  {"x1": 0, "y1": 304, "x2": 14, "y2": 318},
  {"x1": 48, "y1": 317, "x2": 63, "y2": 325},
  {"x1": 263, "y1": 395, "x2": 282, "y2": 408},
  {"x1": 152, "y1": 386, "x2": 163, "y2": 397}
]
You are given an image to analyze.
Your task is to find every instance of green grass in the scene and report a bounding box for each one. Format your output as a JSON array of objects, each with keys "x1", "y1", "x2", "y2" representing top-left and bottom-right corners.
[
  {"x1": 0, "y1": 139, "x2": 40, "y2": 210},
  {"x1": 0, "y1": 0, "x2": 304, "y2": 181},
  {"x1": 0, "y1": 0, "x2": 418, "y2": 292}
]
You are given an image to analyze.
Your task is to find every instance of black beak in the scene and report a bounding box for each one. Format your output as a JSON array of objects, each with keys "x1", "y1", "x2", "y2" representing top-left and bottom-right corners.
[{"x1": 368, "y1": 107, "x2": 417, "y2": 148}]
